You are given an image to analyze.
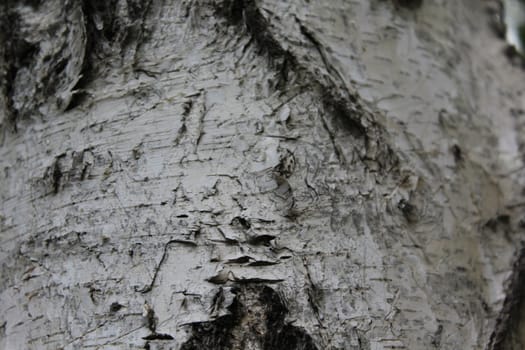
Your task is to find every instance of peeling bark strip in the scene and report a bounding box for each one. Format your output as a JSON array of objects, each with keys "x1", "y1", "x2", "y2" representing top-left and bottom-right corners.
[
  {"x1": 488, "y1": 245, "x2": 525, "y2": 350},
  {"x1": 180, "y1": 286, "x2": 317, "y2": 350}
]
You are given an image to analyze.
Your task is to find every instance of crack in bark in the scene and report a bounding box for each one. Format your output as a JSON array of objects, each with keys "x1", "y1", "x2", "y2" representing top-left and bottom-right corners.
[{"x1": 135, "y1": 239, "x2": 198, "y2": 294}]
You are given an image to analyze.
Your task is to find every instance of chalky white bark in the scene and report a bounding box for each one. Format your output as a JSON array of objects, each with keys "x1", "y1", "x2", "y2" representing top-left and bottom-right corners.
[{"x1": 1, "y1": 0, "x2": 524, "y2": 349}]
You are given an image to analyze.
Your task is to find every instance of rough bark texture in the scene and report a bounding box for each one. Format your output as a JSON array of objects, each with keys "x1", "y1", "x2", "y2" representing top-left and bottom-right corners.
[{"x1": 1, "y1": 0, "x2": 525, "y2": 349}]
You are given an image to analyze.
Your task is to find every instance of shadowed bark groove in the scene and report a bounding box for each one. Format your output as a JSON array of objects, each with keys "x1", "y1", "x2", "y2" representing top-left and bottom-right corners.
[
  {"x1": 214, "y1": 0, "x2": 398, "y2": 171},
  {"x1": 74, "y1": 0, "x2": 154, "y2": 110},
  {"x1": 0, "y1": 0, "x2": 154, "y2": 129},
  {"x1": 0, "y1": 0, "x2": 86, "y2": 130}
]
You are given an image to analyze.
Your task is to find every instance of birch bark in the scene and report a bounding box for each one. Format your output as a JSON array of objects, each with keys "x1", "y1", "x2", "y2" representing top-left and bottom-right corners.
[{"x1": 1, "y1": 1, "x2": 524, "y2": 349}]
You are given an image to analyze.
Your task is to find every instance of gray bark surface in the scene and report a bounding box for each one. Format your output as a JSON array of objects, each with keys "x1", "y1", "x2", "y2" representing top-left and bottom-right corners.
[{"x1": 1, "y1": 0, "x2": 524, "y2": 349}]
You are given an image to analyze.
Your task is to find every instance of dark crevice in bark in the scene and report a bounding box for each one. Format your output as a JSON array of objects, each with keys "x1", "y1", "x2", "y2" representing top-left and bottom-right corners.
[
  {"x1": 180, "y1": 285, "x2": 318, "y2": 350},
  {"x1": 488, "y1": 244, "x2": 525, "y2": 350},
  {"x1": 0, "y1": 1, "x2": 37, "y2": 131},
  {"x1": 1, "y1": 0, "x2": 88, "y2": 130},
  {"x1": 51, "y1": 158, "x2": 64, "y2": 195},
  {"x1": 67, "y1": 0, "x2": 153, "y2": 111},
  {"x1": 42, "y1": 149, "x2": 94, "y2": 195},
  {"x1": 214, "y1": 0, "x2": 398, "y2": 172},
  {"x1": 217, "y1": 0, "x2": 292, "y2": 64},
  {"x1": 393, "y1": 0, "x2": 423, "y2": 9},
  {"x1": 230, "y1": 216, "x2": 251, "y2": 229}
]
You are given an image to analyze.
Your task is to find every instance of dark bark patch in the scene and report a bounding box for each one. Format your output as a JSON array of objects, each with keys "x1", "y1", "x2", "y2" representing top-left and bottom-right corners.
[
  {"x1": 51, "y1": 159, "x2": 63, "y2": 194},
  {"x1": 322, "y1": 95, "x2": 366, "y2": 140},
  {"x1": 247, "y1": 234, "x2": 275, "y2": 246},
  {"x1": 393, "y1": 0, "x2": 423, "y2": 9},
  {"x1": 42, "y1": 149, "x2": 94, "y2": 195},
  {"x1": 0, "y1": 7, "x2": 36, "y2": 130},
  {"x1": 276, "y1": 148, "x2": 296, "y2": 178},
  {"x1": 1, "y1": 1, "x2": 86, "y2": 128},
  {"x1": 397, "y1": 198, "x2": 417, "y2": 222},
  {"x1": 488, "y1": 244, "x2": 525, "y2": 350},
  {"x1": 230, "y1": 216, "x2": 251, "y2": 230},
  {"x1": 109, "y1": 302, "x2": 124, "y2": 313},
  {"x1": 180, "y1": 285, "x2": 318, "y2": 350},
  {"x1": 431, "y1": 324, "x2": 443, "y2": 347},
  {"x1": 451, "y1": 144, "x2": 462, "y2": 164},
  {"x1": 484, "y1": 214, "x2": 511, "y2": 231}
]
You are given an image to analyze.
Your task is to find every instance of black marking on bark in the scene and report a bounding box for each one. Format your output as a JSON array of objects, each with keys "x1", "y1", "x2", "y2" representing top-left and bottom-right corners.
[
  {"x1": 183, "y1": 99, "x2": 193, "y2": 116},
  {"x1": 88, "y1": 285, "x2": 102, "y2": 304},
  {"x1": 109, "y1": 302, "x2": 124, "y2": 313},
  {"x1": 195, "y1": 102, "x2": 207, "y2": 149},
  {"x1": 230, "y1": 216, "x2": 251, "y2": 229},
  {"x1": 180, "y1": 285, "x2": 318, "y2": 350},
  {"x1": 142, "y1": 333, "x2": 174, "y2": 340},
  {"x1": 248, "y1": 260, "x2": 279, "y2": 267},
  {"x1": 226, "y1": 256, "x2": 252, "y2": 264},
  {"x1": 484, "y1": 214, "x2": 511, "y2": 232},
  {"x1": 43, "y1": 149, "x2": 94, "y2": 194},
  {"x1": 276, "y1": 148, "x2": 296, "y2": 178},
  {"x1": 232, "y1": 276, "x2": 285, "y2": 284},
  {"x1": 51, "y1": 159, "x2": 63, "y2": 195},
  {"x1": 397, "y1": 198, "x2": 417, "y2": 222},
  {"x1": 247, "y1": 234, "x2": 275, "y2": 246},
  {"x1": 488, "y1": 244, "x2": 525, "y2": 350},
  {"x1": 431, "y1": 324, "x2": 443, "y2": 347},
  {"x1": 451, "y1": 144, "x2": 462, "y2": 164}
]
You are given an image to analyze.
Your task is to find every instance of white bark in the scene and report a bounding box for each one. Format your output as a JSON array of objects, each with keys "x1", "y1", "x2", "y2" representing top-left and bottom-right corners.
[{"x1": 1, "y1": 0, "x2": 525, "y2": 349}]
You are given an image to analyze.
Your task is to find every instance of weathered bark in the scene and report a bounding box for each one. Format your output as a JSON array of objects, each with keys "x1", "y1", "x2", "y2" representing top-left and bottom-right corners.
[{"x1": 1, "y1": 0, "x2": 524, "y2": 349}]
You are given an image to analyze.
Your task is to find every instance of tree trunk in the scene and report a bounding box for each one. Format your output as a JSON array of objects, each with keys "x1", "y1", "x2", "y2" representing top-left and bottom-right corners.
[{"x1": 1, "y1": 0, "x2": 524, "y2": 349}]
